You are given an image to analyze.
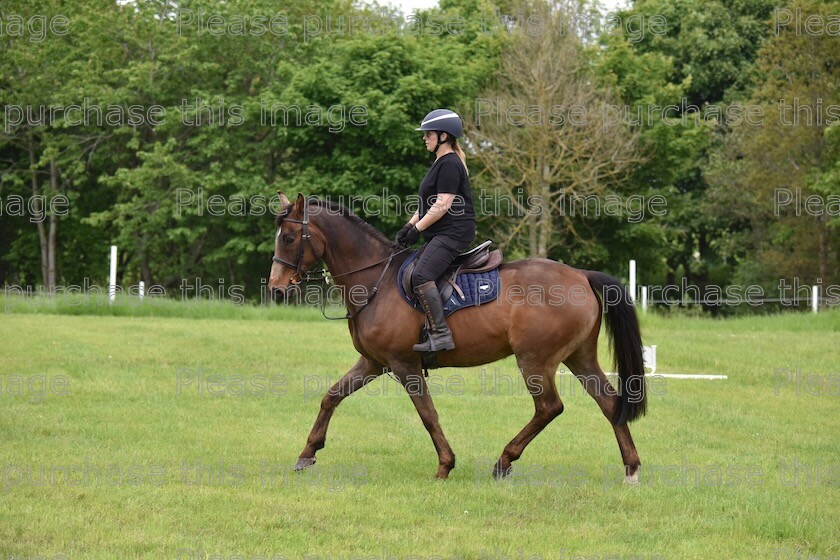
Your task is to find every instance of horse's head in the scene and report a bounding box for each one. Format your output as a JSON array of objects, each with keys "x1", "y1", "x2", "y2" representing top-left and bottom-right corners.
[{"x1": 268, "y1": 192, "x2": 325, "y2": 300}]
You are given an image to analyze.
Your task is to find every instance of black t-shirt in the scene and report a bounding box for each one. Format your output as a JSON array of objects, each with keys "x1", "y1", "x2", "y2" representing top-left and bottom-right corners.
[{"x1": 418, "y1": 153, "x2": 476, "y2": 243}]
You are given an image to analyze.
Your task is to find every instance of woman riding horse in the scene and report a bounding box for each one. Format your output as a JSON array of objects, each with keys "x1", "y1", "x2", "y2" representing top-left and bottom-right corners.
[{"x1": 395, "y1": 109, "x2": 476, "y2": 353}]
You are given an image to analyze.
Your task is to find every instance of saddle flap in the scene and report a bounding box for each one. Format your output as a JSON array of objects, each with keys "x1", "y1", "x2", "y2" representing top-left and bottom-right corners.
[{"x1": 402, "y1": 260, "x2": 455, "y2": 301}]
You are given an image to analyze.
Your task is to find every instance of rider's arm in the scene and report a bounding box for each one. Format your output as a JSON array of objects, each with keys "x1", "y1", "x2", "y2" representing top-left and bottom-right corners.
[{"x1": 416, "y1": 193, "x2": 455, "y2": 231}]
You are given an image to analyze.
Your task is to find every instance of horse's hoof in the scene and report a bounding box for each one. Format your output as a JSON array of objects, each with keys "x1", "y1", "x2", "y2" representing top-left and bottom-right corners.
[
  {"x1": 294, "y1": 457, "x2": 316, "y2": 471},
  {"x1": 492, "y1": 462, "x2": 512, "y2": 480},
  {"x1": 624, "y1": 472, "x2": 639, "y2": 485}
]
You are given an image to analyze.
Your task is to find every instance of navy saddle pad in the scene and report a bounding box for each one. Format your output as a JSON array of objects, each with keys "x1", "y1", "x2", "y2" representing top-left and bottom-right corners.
[{"x1": 397, "y1": 250, "x2": 501, "y2": 317}]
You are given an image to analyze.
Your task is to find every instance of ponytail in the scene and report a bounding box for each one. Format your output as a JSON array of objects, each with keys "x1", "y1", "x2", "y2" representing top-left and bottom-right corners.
[{"x1": 452, "y1": 139, "x2": 469, "y2": 176}]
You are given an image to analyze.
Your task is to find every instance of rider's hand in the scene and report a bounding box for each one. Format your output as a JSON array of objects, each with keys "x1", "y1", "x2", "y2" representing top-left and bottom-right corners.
[
  {"x1": 404, "y1": 225, "x2": 422, "y2": 246},
  {"x1": 395, "y1": 223, "x2": 413, "y2": 247}
]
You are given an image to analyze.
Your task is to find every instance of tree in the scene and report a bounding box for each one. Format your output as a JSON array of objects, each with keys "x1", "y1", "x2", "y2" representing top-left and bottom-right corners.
[
  {"x1": 463, "y1": 0, "x2": 642, "y2": 259},
  {"x1": 595, "y1": 0, "x2": 783, "y2": 312},
  {"x1": 0, "y1": 0, "x2": 502, "y2": 298},
  {"x1": 0, "y1": 0, "x2": 139, "y2": 289},
  {"x1": 706, "y1": 0, "x2": 840, "y2": 289}
]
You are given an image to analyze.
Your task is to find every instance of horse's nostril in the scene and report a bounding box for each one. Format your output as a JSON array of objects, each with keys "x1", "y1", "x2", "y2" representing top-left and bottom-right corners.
[{"x1": 270, "y1": 286, "x2": 285, "y2": 301}]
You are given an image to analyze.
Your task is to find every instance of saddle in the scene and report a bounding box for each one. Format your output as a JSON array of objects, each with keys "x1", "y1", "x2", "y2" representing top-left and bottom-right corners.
[{"x1": 400, "y1": 240, "x2": 504, "y2": 302}]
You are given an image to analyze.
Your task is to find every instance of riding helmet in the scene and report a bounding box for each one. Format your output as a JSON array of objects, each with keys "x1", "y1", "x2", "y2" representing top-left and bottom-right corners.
[{"x1": 415, "y1": 109, "x2": 463, "y2": 138}]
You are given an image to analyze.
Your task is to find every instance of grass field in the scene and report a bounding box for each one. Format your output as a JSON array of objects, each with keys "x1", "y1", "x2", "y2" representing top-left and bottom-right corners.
[{"x1": 1, "y1": 298, "x2": 838, "y2": 560}]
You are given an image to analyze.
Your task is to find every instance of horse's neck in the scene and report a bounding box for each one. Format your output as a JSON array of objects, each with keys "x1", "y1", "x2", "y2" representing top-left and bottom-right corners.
[
  {"x1": 316, "y1": 214, "x2": 413, "y2": 318},
  {"x1": 318, "y1": 215, "x2": 391, "y2": 282}
]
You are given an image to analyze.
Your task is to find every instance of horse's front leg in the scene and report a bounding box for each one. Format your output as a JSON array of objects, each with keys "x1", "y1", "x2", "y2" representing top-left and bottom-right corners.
[
  {"x1": 295, "y1": 356, "x2": 384, "y2": 471},
  {"x1": 392, "y1": 364, "x2": 456, "y2": 479}
]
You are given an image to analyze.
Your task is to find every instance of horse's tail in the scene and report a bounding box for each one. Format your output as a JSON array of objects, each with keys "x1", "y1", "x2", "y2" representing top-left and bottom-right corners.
[{"x1": 584, "y1": 270, "x2": 647, "y2": 426}]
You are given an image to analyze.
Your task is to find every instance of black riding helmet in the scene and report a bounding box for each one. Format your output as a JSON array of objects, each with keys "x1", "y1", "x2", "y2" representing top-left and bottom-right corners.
[{"x1": 416, "y1": 109, "x2": 463, "y2": 153}]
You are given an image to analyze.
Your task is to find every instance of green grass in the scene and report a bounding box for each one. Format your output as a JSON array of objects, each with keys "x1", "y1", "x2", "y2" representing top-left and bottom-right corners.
[
  {"x1": 1, "y1": 304, "x2": 838, "y2": 559},
  {"x1": 0, "y1": 292, "x2": 336, "y2": 321}
]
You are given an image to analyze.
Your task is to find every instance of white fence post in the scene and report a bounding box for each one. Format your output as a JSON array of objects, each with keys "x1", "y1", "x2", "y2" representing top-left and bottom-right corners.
[
  {"x1": 139, "y1": 281, "x2": 145, "y2": 301},
  {"x1": 642, "y1": 345, "x2": 657, "y2": 374},
  {"x1": 629, "y1": 259, "x2": 636, "y2": 304},
  {"x1": 641, "y1": 286, "x2": 648, "y2": 312},
  {"x1": 108, "y1": 245, "x2": 118, "y2": 303},
  {"x1": 812, "y1": 285, "x2": 819, "y2": 313}
]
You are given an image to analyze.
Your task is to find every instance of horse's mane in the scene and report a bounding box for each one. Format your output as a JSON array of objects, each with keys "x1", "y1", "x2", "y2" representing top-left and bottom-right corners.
[{"x1": 275, "y1": 197, "x2": 391, "y2": 246}]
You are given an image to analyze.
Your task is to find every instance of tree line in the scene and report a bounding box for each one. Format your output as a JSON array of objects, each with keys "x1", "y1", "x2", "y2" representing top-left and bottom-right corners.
[{"x1": 1, "y1": 0, "x2": 838, "y2": 313}]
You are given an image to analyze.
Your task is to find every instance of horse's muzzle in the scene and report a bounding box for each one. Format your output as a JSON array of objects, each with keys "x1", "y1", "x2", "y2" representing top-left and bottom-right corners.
[{"x1": 270, "y1": 286, "x2": 287, "y2": 301}]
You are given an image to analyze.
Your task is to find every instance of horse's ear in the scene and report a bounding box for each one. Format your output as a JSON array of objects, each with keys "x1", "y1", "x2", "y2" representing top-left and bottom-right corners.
[
  {"x1": 277, "y1": 191, "x2": 291, "y2": 208},
  {"x1": 294, "y1": 193, "x2": 306, "y2": 213}
]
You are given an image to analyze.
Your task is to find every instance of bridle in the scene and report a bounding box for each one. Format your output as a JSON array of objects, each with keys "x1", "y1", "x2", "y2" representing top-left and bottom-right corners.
[
  {"x1": 272, "y1": 202, "x2": 316, "y2": 285},
  {"x1": 271, "y1": 202, "x2": 410, "y2": 319}
]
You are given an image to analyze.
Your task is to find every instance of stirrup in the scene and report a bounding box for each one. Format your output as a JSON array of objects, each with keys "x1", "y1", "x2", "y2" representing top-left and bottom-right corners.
[{"x1": 413, "y1": 329, "x2": 455, "y2": 352}]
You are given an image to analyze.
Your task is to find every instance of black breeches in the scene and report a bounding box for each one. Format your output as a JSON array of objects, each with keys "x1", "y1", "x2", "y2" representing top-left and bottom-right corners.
[{"x1": 411, "y1": 236, "x2": 471, "y2": 289}]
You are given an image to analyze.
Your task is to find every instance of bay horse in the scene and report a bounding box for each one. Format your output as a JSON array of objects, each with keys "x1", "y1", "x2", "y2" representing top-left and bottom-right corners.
[{"x1": 269, "y1": 193, "x2": 646, "y2": 483}]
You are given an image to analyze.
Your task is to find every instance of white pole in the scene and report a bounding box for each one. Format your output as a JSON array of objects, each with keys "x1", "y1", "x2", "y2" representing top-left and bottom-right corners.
[
  {"x1": 139, "y1": 281, "x2": 145, "y2": 301},
  {"x1": 642, "y1": 345, "x2": 657, "y2": 374},
  {"x1": 812, "y1": 285, "x2": 819, "y2": 313},
  {"x1": 641, "y1": 286, "x2": 648, "y2": 312},
  {"x1": 108, "y1": 245, "x2": 117, "y2": 303},
  {"x1": 629, "y1": 259, "x2": 636, "y2": 304}
]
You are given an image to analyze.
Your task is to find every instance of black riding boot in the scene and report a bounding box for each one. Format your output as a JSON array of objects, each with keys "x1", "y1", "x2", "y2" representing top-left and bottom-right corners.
[{"x1": 413, "y1": 281, "x2": 456, "y2": 352}]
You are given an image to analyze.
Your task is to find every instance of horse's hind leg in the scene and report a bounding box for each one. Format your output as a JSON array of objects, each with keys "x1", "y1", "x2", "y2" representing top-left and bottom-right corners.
[
  {"x1": 295, "y1": 356, "x2": 384, "y2": 471},
  {"x1": 492, "y1": 356, "x2": 565, "y2": 480},
  {"x1": 564, "y1": 346, "x2": 642, "y2": 484}
]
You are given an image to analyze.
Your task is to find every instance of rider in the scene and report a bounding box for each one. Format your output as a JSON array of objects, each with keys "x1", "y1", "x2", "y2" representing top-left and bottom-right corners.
[{"x1": 395, "y1": 109, "x2": 476, "y2": 352}]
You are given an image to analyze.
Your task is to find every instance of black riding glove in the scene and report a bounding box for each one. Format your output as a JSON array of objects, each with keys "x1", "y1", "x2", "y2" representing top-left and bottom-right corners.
[
  {"x1": 395, "y1": 223, "x2": 413, "y2": 247},
  {"x1": 404, "y1": 225, "x2": 422, "y2": 246}
]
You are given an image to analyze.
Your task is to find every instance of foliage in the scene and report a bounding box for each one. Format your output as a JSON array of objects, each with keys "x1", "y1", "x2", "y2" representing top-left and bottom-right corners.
[
  {"x1": 0, "y1": 0, "x2": 836, "y2": 314},
  {"x1": 463, "y1": 0, "x2": 642, "y2": 260},
  {"x1": 705, "y1": 0, "x2": 840, "y2": 289},
  {"x1": 594, "y1": 0, "x2": 789, "y2": 313}
]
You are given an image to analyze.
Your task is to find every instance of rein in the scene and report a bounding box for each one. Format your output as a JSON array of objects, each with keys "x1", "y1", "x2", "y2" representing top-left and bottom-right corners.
[
  {"x1": 328, "y1": 247, "x2": 410, "y2": 321},
  {"x1": 272, "y1": 204, "x2": 411, "y2": 320},
  {"x1": 302, "y1": 248, "x2": 409, "y2": 321}
]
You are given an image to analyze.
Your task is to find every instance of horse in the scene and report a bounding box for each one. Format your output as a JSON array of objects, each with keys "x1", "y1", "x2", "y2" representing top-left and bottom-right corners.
[{"x1": 268, "y1": 193, "x2": 646, "y2": 483}]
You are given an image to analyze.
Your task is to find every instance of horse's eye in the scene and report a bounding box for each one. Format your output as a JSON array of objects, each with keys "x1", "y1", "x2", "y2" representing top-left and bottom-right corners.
[{"x1": 284, "y1": 235, "x2": 295, "y2": 246}]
